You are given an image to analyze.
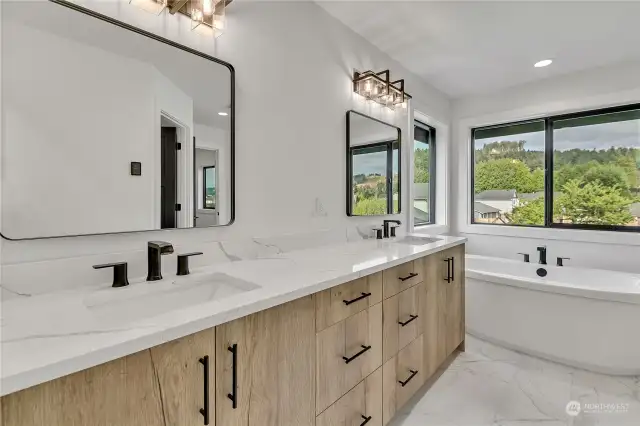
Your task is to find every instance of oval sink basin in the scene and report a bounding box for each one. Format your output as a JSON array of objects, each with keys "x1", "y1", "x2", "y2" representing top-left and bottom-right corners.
[
  {"x1": 392, "y1": 236, "x2": 441, "y2": 246},
  {"x1": 84, "y1": 272, "x2": 260, "y2": 325}
]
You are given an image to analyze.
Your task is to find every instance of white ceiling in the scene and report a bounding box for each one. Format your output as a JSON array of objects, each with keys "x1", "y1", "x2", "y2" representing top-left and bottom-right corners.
[{"x1": 318, "y1": 1, "x2": 640, "y2": 98}]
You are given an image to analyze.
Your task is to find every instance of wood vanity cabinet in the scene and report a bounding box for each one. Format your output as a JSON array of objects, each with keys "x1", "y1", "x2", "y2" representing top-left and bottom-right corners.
[
  {"x1": 0, "y1": 328, "x2": 216, "y2": 426},
  {"x1": 215, "y1": 296, "x2": 316, "y2": 426},
  {"x1": 0, "y1": 244, "x2": 466, "y2": 426}
]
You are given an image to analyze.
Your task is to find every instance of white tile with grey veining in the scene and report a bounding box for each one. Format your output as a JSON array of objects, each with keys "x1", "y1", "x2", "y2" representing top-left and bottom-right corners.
[{"x1": 390, "y1": 336, "x2": 640, "y2": 426}]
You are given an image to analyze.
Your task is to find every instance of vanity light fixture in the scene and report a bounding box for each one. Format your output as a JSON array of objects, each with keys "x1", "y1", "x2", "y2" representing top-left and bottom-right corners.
[
  {"x1": 353, "y1": 70, "x2": 411, "y2": 110},
  {"x1": 130, "y1": 0, "x2": 228, "y2": 38}
]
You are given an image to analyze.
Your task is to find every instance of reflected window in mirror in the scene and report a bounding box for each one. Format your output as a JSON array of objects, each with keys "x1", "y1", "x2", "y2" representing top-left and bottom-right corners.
[
  {"x1": 413, "y1": 121, "x2": 436, "y2": 226},
  {"x1": 346, "y1": 111, "x2": 401, "y2": 216},
  {"x1": 203, "y1": 166, "x2": 216, "y2": 210}
]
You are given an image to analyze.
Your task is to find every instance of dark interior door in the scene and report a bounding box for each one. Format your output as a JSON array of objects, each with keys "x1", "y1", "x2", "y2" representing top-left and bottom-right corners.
[{"x1": 161, "y1": 127, "x2": 177, "y2": 229}]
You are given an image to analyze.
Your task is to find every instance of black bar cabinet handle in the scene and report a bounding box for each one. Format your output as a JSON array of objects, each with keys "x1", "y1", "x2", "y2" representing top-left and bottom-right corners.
[
  {"x1": 199, "y1": 355, "x2": 210, "y2": 425},
  {"x1": 443, "y1": 259, "x2": 451, "y2": 283},
  {"x1": 399, "y1": 314, "x2": 418, "y2": 327},
  {"x1": 360, "y1": 415, "x2": 372, "y2": 426},
  {"x1": 343, "y1": 345, "x2": 371, "y2": 364},
  {"x1": 343, "y1": 292, "x2": 372, "y2": 306},
  {"x1": 398, "y1": 369, "x2": 419, "y2": 387},
  {"x1": 227, "y1": 344, "x2": 238, "y2": 409},
  {"x1": 451, "y1": 257, "x2": 455, "y2": 282},
  {"x1": 398, "y1": 272, "x2": 418, "y2": 282}
]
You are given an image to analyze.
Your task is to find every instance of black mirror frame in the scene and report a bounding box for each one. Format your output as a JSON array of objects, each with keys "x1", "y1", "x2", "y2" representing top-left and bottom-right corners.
[
  {"x1": 346, "y1": 110, "x2": 402, "y2": 217},
  {"x1": 0, "y1": 0, "x2": 235, "y2": 241}
]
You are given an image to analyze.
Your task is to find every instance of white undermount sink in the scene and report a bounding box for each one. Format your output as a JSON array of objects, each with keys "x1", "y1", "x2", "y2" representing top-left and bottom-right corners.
[
  {"x1": 84, "y1": 272, "x2": 260, "y2": 324},
  {"x1": 392, "y1": 236, "x2": 442, "y2": 246}
]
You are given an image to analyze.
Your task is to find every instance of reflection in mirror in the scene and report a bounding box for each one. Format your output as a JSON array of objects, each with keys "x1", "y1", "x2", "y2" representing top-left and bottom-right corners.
[
  {"x1": 346, "y1": 111, "x2": 401, "y2": 216},
  {"x1": 0, "y1": 1, "x2": 233, "y2": 239}
]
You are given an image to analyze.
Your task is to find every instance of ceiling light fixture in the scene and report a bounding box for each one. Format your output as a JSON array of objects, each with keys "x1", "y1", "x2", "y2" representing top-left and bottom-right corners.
[
  {"x1": 218, "y1": 112, "x2": 228, "y2": 116},
  {"x1": 353, "y1": 70, "x2": 411, "y2": 111},
  {"x1": 130, "y1": 0, "x2": 228, "y2": 38},
  {"x1": 534, "y1": 59, "x2": 553, "y2": 68}
]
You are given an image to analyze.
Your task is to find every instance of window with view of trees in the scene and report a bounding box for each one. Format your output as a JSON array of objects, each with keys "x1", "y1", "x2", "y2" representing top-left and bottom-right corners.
[
  {"x1": 414, "y1": 121, "x2": 436, "y2": 226},
  {"x1": 472, "y1": 104, "x2": 640, "y2": 231},
  {"x1": 351, "y1": 142, "x2": 399, "y2": 215}
]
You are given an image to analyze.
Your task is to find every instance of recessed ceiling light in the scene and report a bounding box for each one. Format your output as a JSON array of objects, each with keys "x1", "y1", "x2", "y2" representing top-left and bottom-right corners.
[
  {"x1": 534, "y1": 59, "x2": 553, "y2": 68},
  {"x1": 218, "y1": 112, "x2": 228, "y2": 116}
]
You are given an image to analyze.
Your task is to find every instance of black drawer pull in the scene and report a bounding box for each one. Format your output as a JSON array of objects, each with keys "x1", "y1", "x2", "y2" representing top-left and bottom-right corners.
[
  {"x1": 360, "y1": 415, "x2": 372, "y2": 426},
  {"x1": 399, "y1": 314, "x2": 418, "y2": 327},
  {"x1": 399, "y1": 369, "x2": 418, "y2": 387},
  {"x1": 443, "y1": 258, "x2": 452, "y2": 283},
  {"x1": 199, "y1": 355, "x2": 210, "y2": 425},
  {"x1": 227, "y1": 344, "x2": 238, "y2": 409},
  {"x1": 343, "y1": 292, "x2": 372, "y2": 306},
  {"x1": 451, "y1": 257, "x2": 455, "y2": 282},
  {"x1": 398, "y1": 272, "x2": 418, "y2": 282},
  {"x1": 343, "y1": 345, "x2": 371, "y2": 364}
]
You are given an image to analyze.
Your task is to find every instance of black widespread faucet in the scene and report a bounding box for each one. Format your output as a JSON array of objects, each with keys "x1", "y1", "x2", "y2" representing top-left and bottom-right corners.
[
  {"x1": 383, "y1": 220, "x2": 401, "y2": 238},
  {"x1": 147, "y1": 241, "x2": 174, "y2": 281},
  {"x1": 537, "y1": 246, "x2": 547, "y2": 265}
]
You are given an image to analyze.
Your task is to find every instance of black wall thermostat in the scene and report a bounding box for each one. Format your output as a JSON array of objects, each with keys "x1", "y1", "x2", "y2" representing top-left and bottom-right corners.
[{"x1": 130, "y1": 162, "x2": 142, "y2": 176}]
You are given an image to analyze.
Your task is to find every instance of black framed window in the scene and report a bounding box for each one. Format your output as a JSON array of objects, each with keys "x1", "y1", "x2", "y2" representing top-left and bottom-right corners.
[
  {"x1": 203, "y1": 166, "x2": 216, "y2": 210},
  {"x1": 471, "y1": 103, "x2": 640, "y2": 232},
  {"x1": 350, "y1": 141, "x2": 399, "y2": 215},
  {"x1": 414, "y1": 121, "x2": 436, "y2": 225}
]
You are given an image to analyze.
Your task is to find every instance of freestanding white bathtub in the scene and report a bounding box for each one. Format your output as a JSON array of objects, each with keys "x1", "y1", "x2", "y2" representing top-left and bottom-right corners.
[{"x1": 466, "y1": 255, "x2": 640, "y2": 375}]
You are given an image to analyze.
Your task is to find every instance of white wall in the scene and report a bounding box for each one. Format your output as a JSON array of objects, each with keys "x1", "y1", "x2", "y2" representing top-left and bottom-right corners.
[
  {"x1": 1, "y1": 19, "x2": 157, "y2": 238},
  {"x1": 451, "y1": 60, "x2": 640, "y2": 273},
  {"x1": 0, "y1": 0, "x2": 450, "y2": 266},
  {"x1": 1, "y1": 18, "x2": 198, "y2": 238}
]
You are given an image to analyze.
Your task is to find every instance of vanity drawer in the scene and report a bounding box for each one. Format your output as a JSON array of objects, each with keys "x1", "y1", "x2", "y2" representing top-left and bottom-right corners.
[
  {"x1": 382, "y1": 335, "x2": 424, "y2": 424},
  {"x1": 316, "y1": 272, "x2": 382, "y2": 332},
  {"x1": 382, "y1": 261, "x2": 422, "y2": 299},
  {"x1": 382, "y1": 283, "x2": 424, "y2": 363},
  {"x1": 316, "y1": 367, "x2": 382, "y2": 426},
  {"x1": 316, "y1": 304, "x2": 383, "y2": 414}
]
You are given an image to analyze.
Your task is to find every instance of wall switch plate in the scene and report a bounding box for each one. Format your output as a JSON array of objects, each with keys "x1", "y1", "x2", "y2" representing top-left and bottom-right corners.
[{"x1": 130, "y1": 162, "x2": 142, "y2": 176}]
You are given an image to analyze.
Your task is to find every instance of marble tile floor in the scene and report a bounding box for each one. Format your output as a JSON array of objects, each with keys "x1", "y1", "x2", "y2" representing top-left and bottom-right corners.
[{"x1": 390, "y1": 335, "x2": 640, "y2": 426}]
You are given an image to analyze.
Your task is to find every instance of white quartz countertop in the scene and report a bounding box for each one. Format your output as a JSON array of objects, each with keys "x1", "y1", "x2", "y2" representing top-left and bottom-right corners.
[{"x1": 0, "y1": 234, "x2": 465, "y2": 396}]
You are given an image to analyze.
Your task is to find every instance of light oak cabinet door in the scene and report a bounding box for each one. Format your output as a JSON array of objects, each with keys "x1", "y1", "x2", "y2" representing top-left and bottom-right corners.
[
  {"x1": 382, "y1": 283, "x2": 423, "y2": 363},
  {"x1": 439, "y1": 245, "x2": 465, "y2": 357},
  {"x1": 0, "y1": 328, "x2": 216, "y2": 426},
  {"x1": 382, "y1": 261, "x2": 422, "y2": 299},
  {"x1": 316, "y1": 272, "x2": 382, "y2": 332},
  {"x1": 316, "y1": 304, "x2": 383, "y2": 414},
  {"x1": 381, "y1": 335, "x2": 424, "y2": 425},
  {"x1": 215, "y1": 296, "x2": 315, "y2": 426},
  {"x1": 316, "y1": 367, "x2": 383, "y2": 426},
  {"x1": 420, "y1": 253, "x2": 444, "y2": 379}
]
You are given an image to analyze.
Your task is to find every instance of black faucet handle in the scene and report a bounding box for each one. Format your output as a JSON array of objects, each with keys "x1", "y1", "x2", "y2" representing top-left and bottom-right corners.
[
  {"x1": 177, "y1": 252, "x2": 204, "y2": 276},
  {"x1": 93, "y1": 262, "x2": 130, "y2": 288},
  {"x1": 517, "y1": 253, "x2": 530, "y2": 263},
  {"x1": 372, "y1": 228, "x2": 383, "y2": 240},
  {"x1": 557, "y1": 257, "x2": 570, "y2": 267}
]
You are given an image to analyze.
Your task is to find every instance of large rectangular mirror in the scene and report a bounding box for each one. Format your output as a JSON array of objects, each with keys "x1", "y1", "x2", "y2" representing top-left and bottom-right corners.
[
  {"x1": 346, "y1": 111, "x2": 401, "y2": 216},
  {"x1": 1, "y1": 0, "x2": 234, "y2": 240}
]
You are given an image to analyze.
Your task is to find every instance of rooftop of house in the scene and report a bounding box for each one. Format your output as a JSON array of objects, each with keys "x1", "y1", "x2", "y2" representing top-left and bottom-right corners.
[
  {"x1": 475, "y1": 190, "x2": 517, "y2": 201},
  {"x1": 474, "y1": 201, "x2": 501, "y2": 214}
]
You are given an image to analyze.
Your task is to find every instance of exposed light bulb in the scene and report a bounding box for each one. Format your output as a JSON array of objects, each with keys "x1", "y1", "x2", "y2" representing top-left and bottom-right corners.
[{"x1": 203, "y1": 0, "x2": 213, "y2": 15}]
